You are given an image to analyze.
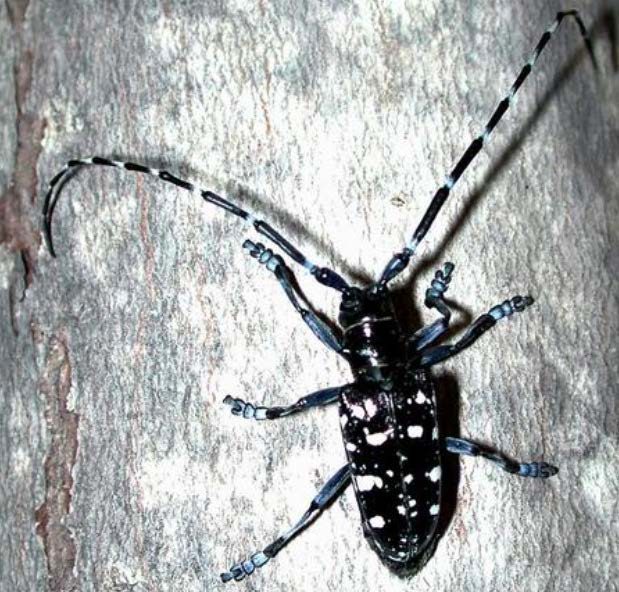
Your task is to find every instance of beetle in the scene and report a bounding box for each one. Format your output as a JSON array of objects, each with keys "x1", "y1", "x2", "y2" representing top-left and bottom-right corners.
[{"x1": 42, "y1": 9, "x2": 596, "y2": 583}]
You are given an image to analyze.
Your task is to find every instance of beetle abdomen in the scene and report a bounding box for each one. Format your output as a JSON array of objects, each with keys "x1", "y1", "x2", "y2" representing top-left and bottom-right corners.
[{"x1": 338, "y1": 370, "x2": 441, "y2": 572}]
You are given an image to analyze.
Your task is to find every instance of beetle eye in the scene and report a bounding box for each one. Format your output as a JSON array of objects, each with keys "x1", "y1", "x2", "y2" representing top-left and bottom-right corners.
[
  {"x1": 367, "y1": 284, "x2": 386, "y2": 300},
  {"x1": 341, "y1": 288, "x2": 362, "y2": 310},
  {"x1": 341, "y1": 298, "x2": 358, "y2": 310}
]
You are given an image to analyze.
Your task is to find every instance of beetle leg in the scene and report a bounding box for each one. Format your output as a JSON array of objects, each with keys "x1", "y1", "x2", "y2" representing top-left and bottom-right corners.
[
  {"x1": 416, "y1": 294, "x2": 534, "y2": 367},
  {"x1": 220, "y1": 464, "x2": 352, "y2": 583},
  {"x1": 409, "y1": 318, "x2": 449, "y2": 352},
  {"x1": 222, "y1": 385, "x2": 346, "y2": 420},
  {"x1": 445, "y1": 437, "x2": 558, "y2": 478},
  {"x1": 243, "y1": 239, "x2": 345, "y2": 354},
  {"x1": 409, "y1": 262, "x2": 455, "y2": 351}
]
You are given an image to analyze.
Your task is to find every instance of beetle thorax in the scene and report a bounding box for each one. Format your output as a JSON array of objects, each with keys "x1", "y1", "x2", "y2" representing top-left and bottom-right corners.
[{"x1": 339, "y1": 287, "x2": 404, "y2": 381}]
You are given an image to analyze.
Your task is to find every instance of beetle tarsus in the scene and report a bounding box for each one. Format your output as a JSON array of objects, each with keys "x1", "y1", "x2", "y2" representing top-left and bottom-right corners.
[
  {"x1": 425, "y1": 262, "x2": 455, "y2": 306},
  {"x1": 488, "y1": 295, "x2": 534, "y2": 320},
  {"x1": 220, "y1": 551, "x2": 270, "y2": 583},
  {"x1": 518, "y1": 461, "x2": 559, "y2": 479},
  {"x1": 222, "y1": 395, "x2": 268, "y2": 420}
]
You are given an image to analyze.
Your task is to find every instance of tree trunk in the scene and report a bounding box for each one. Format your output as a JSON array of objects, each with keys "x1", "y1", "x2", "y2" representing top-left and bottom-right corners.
[{"x1": 1, "y1": 1, "x2": 618, "y2": 590}]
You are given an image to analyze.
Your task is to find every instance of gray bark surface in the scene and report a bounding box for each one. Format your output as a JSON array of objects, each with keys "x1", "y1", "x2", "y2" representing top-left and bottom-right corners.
[{"x1": 1, "y1": 1, "x2": 618, "y2": 591}]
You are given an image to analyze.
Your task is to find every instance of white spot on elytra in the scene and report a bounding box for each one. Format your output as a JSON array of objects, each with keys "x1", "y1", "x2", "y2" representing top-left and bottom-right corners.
[
  {"x1": 429, "y1": 504, "x2": 439, "y2": 516},
  {"x1": 397, "y1": 505, "x2": 406, "y2": 515},
  {"x1": 340, "y1": 414, "x2": 348, "y2": 428},
  {"x1": 432, "y1": 426, "x2": 438, "y2": 440},
  {"x1": 346, "y1": 442, "x2": 357, "y2": 452},
  {"x1": 364, "y1": 428, "x2": 392, "y2": 446},
  {"x1": 415, "y1": 392, "x2": 427, "y2": 404},
  {"x1": 407, "y1": 425, "x2": 423, "y2": 438},
  {"x1": 350, "y1": 405, "x2": 365, "y2": 420},
  {"x1": 406, "y1": 398, "x2": 412, "y2": 404},
  {"x1": 367, "y1": 432, "x2": 388, "y2": 446},
  {"x1": 364, "y1": 400, "x2": 378, "y2": 418},
  {"x1": 357, "y1": 475, "x2": 383, "y2": 491},
  {"x1": 408, "y1": 499, "x2": 416, "y2": 508},
  {"x1": 404, "y1": 474, "x2": 413, "y2": 484},
  {"x1": 427, "y1": 466, "x2": 441, "y2": 482},
  {"x1": 368, "y1": 515, "x2": 385, "y2": 528},
  {"x1": 386, "y1": 470, "x2": 394, "y2": 477}
]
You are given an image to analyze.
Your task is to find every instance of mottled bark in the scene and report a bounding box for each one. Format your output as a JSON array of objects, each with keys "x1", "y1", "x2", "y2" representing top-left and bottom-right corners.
[{"x1": 1, "y1": 1, "x2": 618, "y2": 591}]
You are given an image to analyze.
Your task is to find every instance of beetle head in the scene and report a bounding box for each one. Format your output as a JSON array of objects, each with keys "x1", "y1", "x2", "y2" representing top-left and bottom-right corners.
[{"x1": 338, "y1": 284, "x2": 395, "y2": 328}]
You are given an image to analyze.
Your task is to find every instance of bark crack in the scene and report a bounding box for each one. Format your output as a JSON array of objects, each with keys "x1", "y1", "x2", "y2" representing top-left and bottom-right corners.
[
  {"x1": 35, "y1": 332, "x2": 80, "y2": 592},
  {"x1": 0, "y1": 0, "x2": 45, "y2": 289}
]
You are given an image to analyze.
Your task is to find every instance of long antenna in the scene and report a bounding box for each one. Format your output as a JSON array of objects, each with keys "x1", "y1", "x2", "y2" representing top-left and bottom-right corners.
[
  {"x1": 42, "y1": 157, "x2": 349, "y2": 292},
  {"x1": 376, "y1": 10, "x2": 597, "y2": 288}
]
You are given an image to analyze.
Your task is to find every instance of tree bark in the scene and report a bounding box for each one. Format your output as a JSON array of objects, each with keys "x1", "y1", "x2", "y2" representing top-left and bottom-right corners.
[{"x1": 1, "y1": 1, "x2": 618, "y2": 591}]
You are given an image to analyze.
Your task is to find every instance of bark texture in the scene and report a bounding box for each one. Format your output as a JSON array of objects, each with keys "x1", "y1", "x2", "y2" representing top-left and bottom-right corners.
[{"x1": 1, "y1": 1, "x2": 618, "y2": 591}]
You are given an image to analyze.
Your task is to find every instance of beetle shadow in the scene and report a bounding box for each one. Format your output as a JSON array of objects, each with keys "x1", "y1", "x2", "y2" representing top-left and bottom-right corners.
[{"x1": 433, "y1": 372, "x2": 462, "y2": 546}]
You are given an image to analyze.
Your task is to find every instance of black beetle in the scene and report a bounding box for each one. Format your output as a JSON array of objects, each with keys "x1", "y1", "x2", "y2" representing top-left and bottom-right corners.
[{"x1": 41, "y1": 9, "x2": 595, "y2": 583}]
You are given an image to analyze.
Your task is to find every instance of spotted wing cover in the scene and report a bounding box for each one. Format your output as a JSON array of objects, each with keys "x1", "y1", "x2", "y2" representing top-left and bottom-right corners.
[{"x1": 338, "y1": 371, "x2": 441, "y2": 571}]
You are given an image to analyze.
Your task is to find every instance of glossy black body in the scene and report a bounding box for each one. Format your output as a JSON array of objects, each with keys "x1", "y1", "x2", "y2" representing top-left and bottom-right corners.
[
  {"x1": 337, "y1": 288, "x2": 442, "y2": 573},
  {"x1": 41, "y1": 10, "x2": 591, "y2": 583}
]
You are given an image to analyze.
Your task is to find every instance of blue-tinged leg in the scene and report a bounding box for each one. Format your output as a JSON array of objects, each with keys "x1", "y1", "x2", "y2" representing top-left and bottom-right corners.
[
  {"x1": 244, "y1": 239, "x2": 344, "y2": 354},
  {"x1": 416, "y1": 294, "x2": 534, "y2": 367},
  {"x1": 409, "y1": 262, "x2": 455, "y2": 351},
  {"x1": 445, "y1": 437, "x2": 558, "y2": 478},
  {"x1": 220, "y1": 464, "x2": 352, "y2": 583},
  {"x1": 223, "y1": 385, "x2": 346, "y2": 420}
]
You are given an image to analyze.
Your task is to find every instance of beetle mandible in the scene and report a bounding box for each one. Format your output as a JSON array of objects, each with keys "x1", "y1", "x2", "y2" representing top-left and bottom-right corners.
[{"x1": 42, "y1": 9, "x2": 596, "y2": 583}]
